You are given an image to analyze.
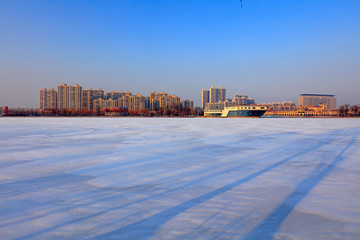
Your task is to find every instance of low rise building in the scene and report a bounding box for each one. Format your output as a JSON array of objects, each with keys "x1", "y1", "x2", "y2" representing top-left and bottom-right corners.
[{"x1": 265, "y1": 103, "x2": 339, "y2": 117}]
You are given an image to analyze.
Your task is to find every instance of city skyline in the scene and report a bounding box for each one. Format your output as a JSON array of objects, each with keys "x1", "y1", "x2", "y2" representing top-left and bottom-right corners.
[
  {"x1": 9, "y1": 79, "x2": 346, "y2": 109},
  {"x1": 39, "y1": 83, "x2": 193, "y2": 112},
  {"x1": 38, "y1": 83, "x2": 341, "y2": 109},
  {"x1": 1, "y1": 1, "x2": 360, "y2": 107},
  {"x1": 39, "y1": 83, "x2": 337, "y2": 111}
]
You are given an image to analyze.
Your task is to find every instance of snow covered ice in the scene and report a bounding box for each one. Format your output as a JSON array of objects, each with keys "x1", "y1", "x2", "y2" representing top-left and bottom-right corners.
[{"x1": 0, "y1": 117, "x2": 360, "y2": 240}]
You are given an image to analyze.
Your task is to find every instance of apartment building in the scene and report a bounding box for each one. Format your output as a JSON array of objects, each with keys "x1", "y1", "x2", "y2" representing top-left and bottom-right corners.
[
  {"x1": 201, "y1": 86, "x2": 226, "y2": 108},
  {"x1": 181, "y1": 99, "x2": 194, "y2": 109},
  {"x1": 232, "y1": 94, "x2": 255, "y2": 106},
  {"x1": 39, "y1": 88, "x2": 57, "y2": 109},
  {"x1": 209, "y1": 86, "x2": 226, "y2": 103},
  {"x1": 93, "y1": 98, "x2": 118, "y2": 109},
  {"x1": 105, "y1": 91, "x2": 126, "y2": 100},
  {"x1": 201, "y1": 89, "x2": 210, "y2": 109},
  {"x1": 57, "y1": 84, "x2": 82, "y2": 110},
  {"x1": 82, "y1": 88, "x2": 104, "y2": 110},
  {"x1": 41, "y1": 85, "x2": 186, "y2": 112}
]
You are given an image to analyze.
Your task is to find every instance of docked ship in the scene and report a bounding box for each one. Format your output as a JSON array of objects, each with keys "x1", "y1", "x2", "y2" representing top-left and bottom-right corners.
[{"x1": 204, "y1": 105, "x2": 267, "y2": 118}]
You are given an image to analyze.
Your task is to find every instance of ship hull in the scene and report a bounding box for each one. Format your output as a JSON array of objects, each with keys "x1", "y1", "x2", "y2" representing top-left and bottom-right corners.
[
  {"x1": 204, "y1": 106, "x2": 267, "y2": 118},
  {"x1": 226, "y1": 110, "x2": 267, "y2": 117}
]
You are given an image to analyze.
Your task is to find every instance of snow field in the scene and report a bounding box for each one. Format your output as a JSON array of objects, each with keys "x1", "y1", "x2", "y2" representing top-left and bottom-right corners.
[{"x1": 0, "y1": 117, "x2": 359, "y2": 239}]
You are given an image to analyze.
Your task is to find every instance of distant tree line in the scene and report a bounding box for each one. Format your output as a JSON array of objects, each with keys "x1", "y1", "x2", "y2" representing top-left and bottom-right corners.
[
  {"x1": 1, "y1": 106, "x2": 204, "y2": 117},
  {"x1": 127, "y1": 105, "x2": 203, "y2": 117},
  {"x1": 1, "y1": 107, "x2": 41, "y2": 116},
  {"x1": 338, "y1": 104, "x2": 360, "y2": 117},
  {"x1": 2, "y1": 105, "x2": 359, "y2": 117}
]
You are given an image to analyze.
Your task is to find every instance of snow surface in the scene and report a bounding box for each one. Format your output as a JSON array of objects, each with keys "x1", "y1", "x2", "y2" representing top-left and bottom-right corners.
[{"x1": 0, "y1": 117, "x2": 360, "y2": 240}]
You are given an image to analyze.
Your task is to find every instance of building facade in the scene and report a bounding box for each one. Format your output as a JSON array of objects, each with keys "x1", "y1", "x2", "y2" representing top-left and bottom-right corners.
[
  {"x1": 93, "y1": 98, "x2": 118, "y2": 109},
  {"x1": 201, "y1": 89, "x2": 209, "y2": 109},
  {"x1": 202, "y1": 86, "x2": 258, "y2": 111},
  {"x1": 130, "y1": 94, "x2": 146, "y2": 111},
  {"x1": 181, "y1": 99, "x2": 194, "y2": 109},
  {"x1": 39, "y1": 88, "x2": 57, "y2": 109},
  {"x1": 105, "y1": 91, "x2": 125, "y2": 101},
  {"x1": 41, "y1": 84, "x2": 189, "y2": 112},
  {"x1": 232, "y1": 95, "x2": 255, "y2": 106},
  {"x1": 209, "y1": 86, "x2": 226, "y2": 103},
  {"x1": 298, "y1": 94, "x2": 337, "y2": 110},
  {"x1": 261, "y1": 101, "x2": 297, "y2": 111},
  {"x1": 57, "y1": 84, "x2": 82, "y2": 110},
  {"x1": 265, "y1": 103, "x2": 339, "y2": 117},
  {"x1": 202, "y1": 86, "x2": 226, "y2": 108},
  {"x1": 82, "y1": 88, "x2": 104, "y2": 110}
]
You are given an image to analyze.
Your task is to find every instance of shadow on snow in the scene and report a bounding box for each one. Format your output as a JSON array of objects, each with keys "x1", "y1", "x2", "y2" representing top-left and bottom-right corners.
[
  {"x1": 242, "y1": 136, "x2": 357, "y2": 240},
  {"x1": 93, "y1": 135, "x2": 341, "y2": 240}
]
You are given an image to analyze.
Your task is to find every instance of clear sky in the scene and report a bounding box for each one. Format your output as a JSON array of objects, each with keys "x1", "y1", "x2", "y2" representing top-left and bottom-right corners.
[{"x1": 1, "y1": 0, "x2": 359, "y2": 108}]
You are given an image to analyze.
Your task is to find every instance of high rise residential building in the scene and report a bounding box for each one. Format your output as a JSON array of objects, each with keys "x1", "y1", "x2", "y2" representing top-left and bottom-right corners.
[
  {"x1": 203, "y1": 86, "x2": 260, "y2": 111},
  {"x1": 205, "y1": 92, "x2": 257, "y2": 111},
  {"x1": 48, "y1": 89, "x2": 57, "y2": 109},
  {"x1": 218, "y1": 86, "x2": 226, "y2": 103},
  {"x1": 201, "y1": 89, "x2": 209, "y2": 109},
  {"x1": 73, "y1": 84, "x2": 82, "y2": 110},
  {"x1": 118, "y1": 92, "x2": 133, "y2": 110},
  {"x1": 147, "y1": 91, "x2": 180, "y2": 111},
  {"x1": 232, "y1": 94, "x2": 255, "y2": 106},
  {"x1": 57, "y1": 84, "x2": 82, "y2": 110},
  {"x1": 145, "y1": 96, "x2": 151, "y2": 109},
  {"x1": 298, "y1": 94, "x2": 337, "y2": 110},
  {"x1": 82, "y1": 88, "x2": 104, "y2": 110},
  {"x1": 130, "y1": 94, "x2": 146, "y2": 111},
  {"x1": 40, "y1": 88, "x2": 57, "y2": 109},
  {"x1": 42, "y1": 85, "x2": 187, "y2": 112},
  {"x1": 93, "y1": 98, "x2": 118, "y2": 109},
  {"x1": 105, "y1": 91, "x2": 125, "y2": 100},
  {"x1": 40, "y1": 89, "x2": 47, "y2": 109},
  {"x1": 149, "y1": 91, "x2": 160, "y2": 110},
  {"x1": 208, "y1": 86, "x2": 227, "y2": 104},
  {"x1": 57, "y1": 84, "x2": 67, "y2": 110},
  {"x1": 209, "y1": 86, "x2": 217, "y2": 103},
  {"x1": 181, "y1": 99, "x2": 194, "y2": 109}
]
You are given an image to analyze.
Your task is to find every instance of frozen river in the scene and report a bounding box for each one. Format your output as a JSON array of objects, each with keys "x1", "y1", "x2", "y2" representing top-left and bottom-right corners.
[{"x1": 0, "y1": 117, "x2": 360, "y2": 239}]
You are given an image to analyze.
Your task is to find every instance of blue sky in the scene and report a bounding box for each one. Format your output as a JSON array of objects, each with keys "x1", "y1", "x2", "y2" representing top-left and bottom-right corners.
[{"x1": 1, "y1": 0, "x2": 359, "y2": 107}]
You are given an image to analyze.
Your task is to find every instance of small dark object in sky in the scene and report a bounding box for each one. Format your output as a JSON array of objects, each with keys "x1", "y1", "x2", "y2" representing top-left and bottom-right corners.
[{"x1": 240, "y1": 0, "x2": 243, "y2": 8}]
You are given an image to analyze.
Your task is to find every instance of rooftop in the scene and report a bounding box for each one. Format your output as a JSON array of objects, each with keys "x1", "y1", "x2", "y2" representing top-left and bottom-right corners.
[{"x1": 300, "y1": 94, "x2": 335, "y2": 97}]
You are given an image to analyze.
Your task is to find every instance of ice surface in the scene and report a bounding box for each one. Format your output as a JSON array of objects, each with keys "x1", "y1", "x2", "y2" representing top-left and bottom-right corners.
[{"x1": 0, "y1": 117, "x2": 360, "y2": 240}]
